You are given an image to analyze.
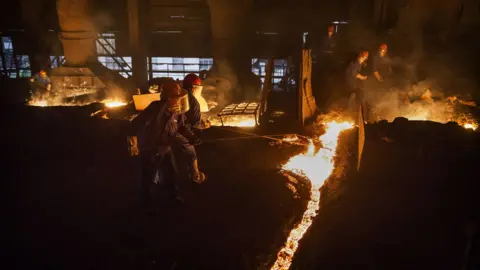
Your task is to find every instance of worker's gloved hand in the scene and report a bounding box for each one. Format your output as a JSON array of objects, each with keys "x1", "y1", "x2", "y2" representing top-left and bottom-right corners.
[{"x1": 127, "y1": 136, "x2": 139, "y2": 156}]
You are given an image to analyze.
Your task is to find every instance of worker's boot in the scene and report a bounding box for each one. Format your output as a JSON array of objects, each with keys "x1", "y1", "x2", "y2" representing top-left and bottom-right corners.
[{"x1": 191, "y1": 159, "x2": 206, "y2": 184}]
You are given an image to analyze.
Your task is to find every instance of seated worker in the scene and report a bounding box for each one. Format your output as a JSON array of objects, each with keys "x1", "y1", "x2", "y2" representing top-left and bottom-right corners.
[
  {"x1": 129, "y1": 82, "x2": 206, "y2": 208},
  {"x1": 372, "y1": 43, "x2": 393, "y2": 84},
  {"x1": 30, "y1": 69, "x2": 51, "y2": 97}
]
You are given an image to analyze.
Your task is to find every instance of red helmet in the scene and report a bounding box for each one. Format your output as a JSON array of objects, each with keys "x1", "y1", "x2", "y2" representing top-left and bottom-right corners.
[
  {"x1": 327, "y1": 25, "x2": 335, "y2": 32},
  {"x1": 162, "y1": 81, "x2": 181, "y2": 99},
  {"x1": 379, "y1": 43, "x2": 388, "y2": 50},
  {"x1": 360, "y1": 50, "x2": 369, "y2": 58},
  {"x1": 183, "y1": 73, "x2": 202, "y2": 89}
]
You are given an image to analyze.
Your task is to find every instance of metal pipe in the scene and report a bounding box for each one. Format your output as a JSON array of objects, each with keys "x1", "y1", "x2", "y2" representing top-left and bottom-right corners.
[{"x1": 216, "y1": 126, "x2": 310, "y2": 146}]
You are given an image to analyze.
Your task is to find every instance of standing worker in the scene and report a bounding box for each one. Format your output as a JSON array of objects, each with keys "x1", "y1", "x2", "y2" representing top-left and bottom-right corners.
[
  {"x1": 182, "y1": 73, "x2": 210, "y2": 132},
  {"x1": 322, "y1": 25, "x2": 337, "y2": 55},
  {"x1": 345, "y1": 50, "x2": 369, "y2": 116},
  {"x1": 29, "y1": 69, "x2": 52, "y2": 98},
  {"x1": 129, "y1": 81, "x2": 206, "y2": 208},
  {"x1": 372, "y1": 43, "x2": 392, "y2": 84},
  {"x1": 312, "y1": 25, "x2": 339, "y2": 108}
]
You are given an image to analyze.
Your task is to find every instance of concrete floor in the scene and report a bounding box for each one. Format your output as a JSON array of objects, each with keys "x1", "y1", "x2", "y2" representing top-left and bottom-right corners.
[
  {"x1": 3, "y1": 104, "x2": 480, "y2": 270},
  {"x1": 3, "y1": 104, "x2": 309, "y2": 269}
]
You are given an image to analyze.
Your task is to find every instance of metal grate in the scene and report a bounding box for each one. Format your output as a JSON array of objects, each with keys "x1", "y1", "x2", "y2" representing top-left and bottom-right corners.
[{"x1": 217, "y1": 102, "x2": 260, "y2": 126}]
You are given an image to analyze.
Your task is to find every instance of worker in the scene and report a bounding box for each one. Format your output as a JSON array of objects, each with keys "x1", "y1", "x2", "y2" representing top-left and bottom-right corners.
[
  {"x1": 345, "y1": 50, "x2": 369, "y2": 114},
  {"x1": 182, "y1": 73, "x2": 210, "y2": 132},
  {"x1": 312, "y1": 25, "x2": 340, "y2": 108},
  {"x1": 372, "y1": 43, "x2": 392, "y2": 83},
  {"x1": 29, "y1": 69, "x2": 51, "y2": 97},
  {"x1": 322, "y1": 25, "x2": 337, "y2": 54},
  {"x1": 130, "y1": 81, "x2": 206, "y2": 208}
]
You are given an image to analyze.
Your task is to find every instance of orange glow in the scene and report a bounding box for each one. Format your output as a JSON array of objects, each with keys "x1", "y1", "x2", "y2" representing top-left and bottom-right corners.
[{"x1": 271, "y1": 121, "x2": 354, "y2": 270}]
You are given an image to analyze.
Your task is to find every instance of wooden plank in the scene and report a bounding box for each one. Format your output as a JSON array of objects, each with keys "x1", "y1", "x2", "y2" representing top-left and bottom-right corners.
[
  {"x1": 299, "y1": 49, "x2": 317, "y2": 125},
  {"x1": 357, "y1": 104, "x2": 365, "y2": 171}
]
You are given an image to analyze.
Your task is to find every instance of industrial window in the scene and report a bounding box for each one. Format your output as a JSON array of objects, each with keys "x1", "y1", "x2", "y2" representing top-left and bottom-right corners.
[
  {"x1": 96, "y1": 32, "x2": 132, "y2": 78},
  {"x1": 49, "y1": 56, "x2": 65, "y2": 68},
  {"x1": 97, "y1": 56, "x2": 132, "y2": 78},
  {"x1": 1, "y1": 36, "x2": 31, "y2": 78},
  {"x1": 149, "y1": 57, "x2": 213, "y2": 80},
  {"x1": 16, "y1": 55, "x2": 31, "y2": 77},
  {"x1": 2, "y1": 36, "x2": 17, "y2": 78},
  {"x1": 96, "y1": 33, "x2": 116, "y2": 55},
  {"x1": 251, "y1": 58, "x2": 288, "y2": 84}
]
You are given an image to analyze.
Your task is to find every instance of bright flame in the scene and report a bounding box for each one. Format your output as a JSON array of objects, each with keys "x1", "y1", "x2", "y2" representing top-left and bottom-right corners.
[
  {"x1": 27, "y1": 94, "x2": 128, "y2": 108},
  {"x1": 463, "y1": 122, "x2": 478, "y2": 130},
  {"x1": 103, "y1": 100, "x2": 127, "y2": 108},
  {"x1": 210, "y1": 115, "x2": 256, "y2": 127},
  {"x1": 27, "y1": 94, "x2": 94, "y2": 107},
  {"x1": 271, "y1": 121, "x2": 354, "y2": 270},
  {"x1": 28, "y1": 100, "x2": 49, "y2": 107}
]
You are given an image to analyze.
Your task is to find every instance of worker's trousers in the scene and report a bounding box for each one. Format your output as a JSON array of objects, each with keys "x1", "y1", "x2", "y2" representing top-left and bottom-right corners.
[
  {"x1": 348, "y1": 87, "x2": 368, "y2": 122},
  {"x1": 171, "y1": 134, "x2": 198, "y2": 179},
  {"x1": 139, "y1": 148, "x2": 179, "y2": 207}
]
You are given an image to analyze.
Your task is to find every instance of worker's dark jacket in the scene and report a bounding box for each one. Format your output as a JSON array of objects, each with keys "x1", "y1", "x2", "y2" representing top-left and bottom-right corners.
[
  {"x1": 31, "y1": 73, "x2": 51, "y2": 93},
  {"x1": 185, "y1": 90, "x2": 202, "y2": 129},
  {"x1": 130, "y1": 100, "x2": 196, "y2": 161},
  {"x1": 345, "y1": 60, "x2": 363, "y2": 90},
  {"x1": 372, "y1": 54, "x2": 392, "y2": 78},
  {"x1": 33, "y1": 74, "x2": 51, "y2": 87},
  {"x1": 322, "y1": 35, "x2": 337, "y2": 53}
]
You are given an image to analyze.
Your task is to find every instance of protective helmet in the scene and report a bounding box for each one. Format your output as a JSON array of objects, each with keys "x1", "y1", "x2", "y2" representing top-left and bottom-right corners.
[
  {"x1": 359, "y1": 50, "x2": 369, "y2": 58},
  {"x1": 379, "y1": 43, "x2": 388, "y2": 50},
  {"x1": 327, "y1": 25, "x2": 335, "y2": 32},
  {"x1": 161, "y1": 81, "x2": 181, "y2": 99},
  {"x1": 161, "y1": 82, "x2": 190, "y2": 113},
  {"x1": 183, "y1": 73, "x2": 202, "y2": 89}
]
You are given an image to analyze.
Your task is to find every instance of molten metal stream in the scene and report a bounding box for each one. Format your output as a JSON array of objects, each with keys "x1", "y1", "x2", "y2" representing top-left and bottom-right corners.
[{"x1": 271, "y1": 121, "x2": 354, "y2": 270}]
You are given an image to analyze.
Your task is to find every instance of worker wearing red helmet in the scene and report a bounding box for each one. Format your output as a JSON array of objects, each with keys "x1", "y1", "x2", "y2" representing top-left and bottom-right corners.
[
  {"x1": 322, "y1": 25, "x2": 337, "y2": 54},
  {"x1": 30, "y1": 69, "x2": 52, "y2": 99},
  {"x1": 372, "y1": 43, "x2": 392, "y2": 82},
  {"x1": 182, "y1": 73, "x2": 203, "y2": 130},
  {"x1": 372, "y1": 43, "x2": 393, "y2": 82},
  {"x1": 312, "y1": 25, "x2": 337, "y2": 63},
  {"x1": 129, "y1": 81, "x2": 206, "y2": 208},
  {"x1": 346, "y1": 50, "x2": 369, "y2": 90},
  {"x1": 346, "y1": 50, "x2": 369, "y2": 112}
]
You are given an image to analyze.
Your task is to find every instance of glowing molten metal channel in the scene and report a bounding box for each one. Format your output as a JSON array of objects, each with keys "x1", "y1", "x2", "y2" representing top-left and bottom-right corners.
[{"x1": 271, "y1": 121, "x2": 354, "y2": 270}]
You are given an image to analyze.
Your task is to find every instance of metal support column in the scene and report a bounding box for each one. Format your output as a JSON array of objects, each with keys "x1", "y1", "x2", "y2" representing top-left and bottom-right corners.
[{"x1": 128, "y1": 0, "x2": 148, "y2": 86}]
